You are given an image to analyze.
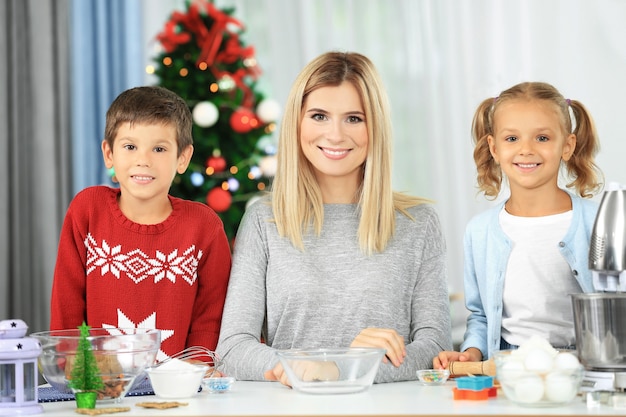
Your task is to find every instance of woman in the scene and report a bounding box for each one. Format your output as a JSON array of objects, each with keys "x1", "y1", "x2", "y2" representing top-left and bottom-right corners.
[{"x1": 216, "y1": 51, "x2": 451, "y2": 384}]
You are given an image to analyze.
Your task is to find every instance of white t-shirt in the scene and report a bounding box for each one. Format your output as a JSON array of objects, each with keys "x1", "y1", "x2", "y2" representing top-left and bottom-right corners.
[{"x1": 499, "y1": 207, "x2": 581, "y2": 348}]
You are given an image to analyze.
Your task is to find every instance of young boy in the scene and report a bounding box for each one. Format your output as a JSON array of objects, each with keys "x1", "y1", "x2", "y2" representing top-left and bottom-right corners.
[{"x1": 50, "y1": 86, "x2": 231, "y2": 361}]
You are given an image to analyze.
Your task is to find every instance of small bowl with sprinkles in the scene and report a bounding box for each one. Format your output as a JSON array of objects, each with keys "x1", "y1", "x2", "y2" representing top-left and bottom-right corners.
[
  {"x1": 202, "y1": 376, "x2": 235, "y2": 394},
  {"x1": 416, "y1": 369, "x2": 450, "y2": 386}
]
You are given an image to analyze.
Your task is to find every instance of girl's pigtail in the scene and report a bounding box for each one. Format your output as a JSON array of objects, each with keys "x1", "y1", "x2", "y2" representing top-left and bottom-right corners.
[
  {"x1": 472, "y1": 98, "x2": 501, "y2": 198},
  {"x1": 566, "y1": 100, "x2": 603, "y2": 197}
]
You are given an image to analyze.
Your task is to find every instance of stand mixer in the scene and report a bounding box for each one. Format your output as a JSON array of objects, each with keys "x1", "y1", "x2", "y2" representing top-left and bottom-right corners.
[{"x1": 571, "y1": 182, "x2": 626, "y2": 408}]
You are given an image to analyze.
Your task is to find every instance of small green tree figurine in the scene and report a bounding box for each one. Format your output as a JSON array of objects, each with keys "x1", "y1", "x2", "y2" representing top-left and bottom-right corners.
[{"x1": 69, "y1": 322, "x2": 104, "y2": 408}]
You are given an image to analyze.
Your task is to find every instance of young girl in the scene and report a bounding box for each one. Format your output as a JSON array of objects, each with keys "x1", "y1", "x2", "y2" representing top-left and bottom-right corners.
[
  {"x1": 217, "y1": 51, "x2": 452, "y2": 385},
  {"x1": 434, "y1": 82, "x2": 603, "y2": 369}
]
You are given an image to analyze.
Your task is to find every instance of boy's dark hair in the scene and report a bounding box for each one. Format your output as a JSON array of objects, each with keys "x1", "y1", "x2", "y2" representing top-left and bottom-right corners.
[{"x1": 104, "y1": 86, "x2": 193, "y2": 155}]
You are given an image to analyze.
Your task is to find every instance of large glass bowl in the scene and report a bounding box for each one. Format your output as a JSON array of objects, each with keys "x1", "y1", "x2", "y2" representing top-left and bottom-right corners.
[
  {"x1": 31, "y1": 328, "x2": 160, "y2": 402},
  {"x1": 494, "y1": 349, "x2": 583, "y2": 407},
  {"x1": 275, "y1": 347, "x2": 385, "y2": 394}
]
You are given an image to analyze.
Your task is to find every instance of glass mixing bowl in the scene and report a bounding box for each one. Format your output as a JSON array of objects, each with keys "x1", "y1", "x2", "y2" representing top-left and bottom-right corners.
[
  {"x1": 494, "y1": 349, "x2": 583, "y2": 407},
  {"x1": 31, "y1": 328, "x2": 160, "y2": 402},
  {"x1": 275, "y1": 347, "x2": 385, "y2": 394}
]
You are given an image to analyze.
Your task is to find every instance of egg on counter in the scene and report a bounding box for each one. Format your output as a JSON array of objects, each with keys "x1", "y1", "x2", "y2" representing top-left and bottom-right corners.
[
  {"x1": 544, "y1": 372, "x2": 578, "y2": 402},
  {"x1": 513, "y1": 374, "x2": 544, "y2": 403},
  {"x1": 523, "y1": 348, "x2": 554, "y2": 374},
  {"x1": 553, "y1": 352, "x2": 580, "y2": 370}
]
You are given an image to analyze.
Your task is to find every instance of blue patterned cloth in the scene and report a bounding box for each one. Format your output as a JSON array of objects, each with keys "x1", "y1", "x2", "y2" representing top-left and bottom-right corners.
[{"x1": 38, "y1": 377, "x2": 154, "y2": 403}]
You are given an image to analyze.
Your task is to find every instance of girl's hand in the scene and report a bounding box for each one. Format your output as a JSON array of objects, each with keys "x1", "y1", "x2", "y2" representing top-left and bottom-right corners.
[
  {"x1": 350, "y1": 328, "x2": 406, "y2": 367},
  {"x1": 433, "y1": 348, "x2": 482, "y2": 370}
]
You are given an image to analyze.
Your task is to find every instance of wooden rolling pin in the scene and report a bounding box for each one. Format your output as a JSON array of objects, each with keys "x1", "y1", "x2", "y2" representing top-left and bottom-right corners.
[{"x1": 446, "y1": 359, "x2": 495, "y2": 376}]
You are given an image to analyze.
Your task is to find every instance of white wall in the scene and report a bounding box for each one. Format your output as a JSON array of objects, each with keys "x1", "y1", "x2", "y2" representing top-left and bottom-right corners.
[{"x1": 140, "y1": 0, "x2": 626, "y2": 338}]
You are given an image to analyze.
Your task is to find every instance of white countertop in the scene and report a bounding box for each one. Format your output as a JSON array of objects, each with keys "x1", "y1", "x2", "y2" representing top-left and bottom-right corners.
[{"x1": 39, "y1": 381, "x2": 625, "y2": 417}]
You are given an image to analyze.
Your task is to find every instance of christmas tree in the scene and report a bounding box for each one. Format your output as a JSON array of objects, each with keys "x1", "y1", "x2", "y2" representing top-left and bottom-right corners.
[
  {"x1": 68, "y1": 322, "x2": 104, "y2": 394},
  {"x1": 151, "y1": 0, "x2": 279, "y2": 241}
]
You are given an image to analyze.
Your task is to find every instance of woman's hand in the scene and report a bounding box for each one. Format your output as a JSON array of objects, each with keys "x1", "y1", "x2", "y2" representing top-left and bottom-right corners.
[
  {"x1": 350, "y1": 328, "x2": 406, "y2": 367},
  {"x1": 433, "y1": 348, "x2": 482, "y2": 370},
  {"x1": 264, "y1": 362, "x2": 290, "y2": 386},
  {"x1": 264, "y1": 360, "x2": 340, "y2": 387}
]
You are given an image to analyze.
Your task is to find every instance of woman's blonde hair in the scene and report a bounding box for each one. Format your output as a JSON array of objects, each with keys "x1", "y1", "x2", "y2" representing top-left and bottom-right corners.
[
  {"x1": 271, "y1": 51, "x2": 425, "y2": 255},
  {"x1": 471, "y1": 81, "x2": 603, "y2": 199}
]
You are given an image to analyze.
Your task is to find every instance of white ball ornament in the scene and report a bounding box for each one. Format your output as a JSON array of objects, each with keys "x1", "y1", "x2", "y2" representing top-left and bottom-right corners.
[
  {"x1": 259, "y1": 155, "x2": 277, "y2": 177},
  {"x1": 256, "y1": 98, "x2": 281, "y2": 123},
  {"x1": 190, "y1": 172, "x2": 205, "y2": 187},
  {"x1": 192, "y1": 101, "x2": 219, "y2": 127},
  {"x1": 227, "y1": 178, "x2": 240, "y2": 192}
]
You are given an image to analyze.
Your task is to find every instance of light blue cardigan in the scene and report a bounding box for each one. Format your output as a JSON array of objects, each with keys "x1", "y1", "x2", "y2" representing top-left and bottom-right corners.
[{"x1": 460, "y1": 193, "x2": 599, "y2": 359}]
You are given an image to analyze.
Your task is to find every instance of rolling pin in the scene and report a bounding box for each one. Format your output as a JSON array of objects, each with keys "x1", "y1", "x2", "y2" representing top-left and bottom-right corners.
[{"x1": 446, "y1": 359, "x2": 495, "y2": 376}]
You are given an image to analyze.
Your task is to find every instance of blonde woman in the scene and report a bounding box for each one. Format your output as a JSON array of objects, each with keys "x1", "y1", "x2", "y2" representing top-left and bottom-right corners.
[{"x1": 216, "y1": 51, "x2": 451, "y2": 385}]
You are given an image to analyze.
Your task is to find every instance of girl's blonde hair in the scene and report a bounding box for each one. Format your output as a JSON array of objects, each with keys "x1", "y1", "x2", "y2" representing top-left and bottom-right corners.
[
  {"x1": 471, "y1": 81, "x2": 603, "y2": 199},
  {"x1": 271, "y1": 51, "x2": 426, "y2": 255}
]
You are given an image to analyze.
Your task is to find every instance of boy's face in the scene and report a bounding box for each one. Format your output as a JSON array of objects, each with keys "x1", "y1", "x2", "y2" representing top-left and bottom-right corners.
[{"x1": 102, "y1": 122, "x2": 193, "y2": 206}]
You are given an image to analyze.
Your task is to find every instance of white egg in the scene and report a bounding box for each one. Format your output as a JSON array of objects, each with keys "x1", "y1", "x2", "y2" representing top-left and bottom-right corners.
[
  {"x1": 545, "y1": 372, "x2": 577, "y2": 403},
  {"x1": 513, "y1": 375, "x2": 544, "y2": 403},
  {"x1": 553, "y1": 352, "x2": 580, "y2": 370},
  {"x1": 516, "y1": 335, "x2": 556, "y2": 357},
  {"x1": 523, "y1": 348, "x2": 554, "y2": 373},
  {"x1": 498, "y1": 360, "x2": 524, "y2": 380}
]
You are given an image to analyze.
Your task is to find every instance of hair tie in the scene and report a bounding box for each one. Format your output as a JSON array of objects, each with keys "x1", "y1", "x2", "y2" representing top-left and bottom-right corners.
[{"x1": 566, "y1": 98, "x2": 571, "y2": 106}]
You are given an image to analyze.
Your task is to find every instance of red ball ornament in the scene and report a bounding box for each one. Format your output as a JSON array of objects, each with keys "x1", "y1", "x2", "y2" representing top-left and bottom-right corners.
[
  {"x1": 206, "y1": 187, "x2": 232, "y2": 212},
  {"x1": 206, "y1": 156, "x2": 227, "y2": 173},
  {"x1": 230, "y1": 107, "x2": 257, "y2": 133}
]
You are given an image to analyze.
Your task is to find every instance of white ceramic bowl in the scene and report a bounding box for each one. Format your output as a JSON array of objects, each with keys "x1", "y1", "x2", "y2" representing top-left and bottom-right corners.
[
  {"x1": 146, "y1": 363, "x2": 208, "y2": 399},
  {"x1": 275, "y1": 347, "x2": 385, "y2": 394},
  {"x1": 494, "y1": 349, "x2": 583, "y2": 407},
  {"x1": 31, "y1": 328, "x2": 160, "y2": 402}
]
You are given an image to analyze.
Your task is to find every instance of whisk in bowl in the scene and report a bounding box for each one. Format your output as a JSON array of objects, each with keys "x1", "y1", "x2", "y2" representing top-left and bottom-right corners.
[{"x1": 157, "y1": 346, "x2": 223, "y2": 377}]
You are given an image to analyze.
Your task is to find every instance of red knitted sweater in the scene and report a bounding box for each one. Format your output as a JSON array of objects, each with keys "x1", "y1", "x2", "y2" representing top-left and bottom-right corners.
[{"x1": 50, "y1": 186, "x2": 232, "y2": 361}]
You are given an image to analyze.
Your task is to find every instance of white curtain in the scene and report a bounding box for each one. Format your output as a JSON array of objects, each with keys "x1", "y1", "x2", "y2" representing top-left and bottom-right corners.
[{"x1": 141, "y1": 0, "x2": 626, "y2": 336}]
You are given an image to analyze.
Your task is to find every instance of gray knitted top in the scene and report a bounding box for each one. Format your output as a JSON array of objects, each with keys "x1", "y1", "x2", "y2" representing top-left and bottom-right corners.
[{"x1": 216, "y1": 198, "x2": 452, "y2": 383}]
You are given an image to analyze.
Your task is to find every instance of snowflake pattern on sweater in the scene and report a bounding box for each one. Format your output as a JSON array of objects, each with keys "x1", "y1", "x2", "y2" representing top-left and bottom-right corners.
[
  {"x1": 104, "y1": 310, "x2": 174, "y2": 362},
  {"x1": 85, "y1": 233, "x2": 203, "y2": 285}
]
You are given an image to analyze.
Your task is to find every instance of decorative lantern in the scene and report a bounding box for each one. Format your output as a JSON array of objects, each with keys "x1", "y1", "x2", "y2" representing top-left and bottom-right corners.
[{"x1": 0, "y1": 319, "x2": 43, "y2": 415}]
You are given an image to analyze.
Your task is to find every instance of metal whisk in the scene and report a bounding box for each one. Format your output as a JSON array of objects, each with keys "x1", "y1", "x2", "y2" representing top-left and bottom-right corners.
[{"x1": 156, "y1": 346, "x2": 223, "y2": 377}]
